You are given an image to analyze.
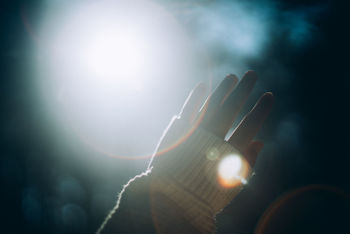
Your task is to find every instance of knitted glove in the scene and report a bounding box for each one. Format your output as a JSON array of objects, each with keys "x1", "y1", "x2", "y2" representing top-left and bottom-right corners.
[
  {"x1": 98, "y1": 72, "x2": 273, "y2": 234},
  {"x1": 148, "y1": 116, "x2": 252, "y2": 234}
]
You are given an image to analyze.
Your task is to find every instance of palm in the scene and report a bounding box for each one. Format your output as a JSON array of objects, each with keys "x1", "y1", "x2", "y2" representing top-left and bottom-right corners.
[{"x1": 180, "y1": 70, "x2": 274, "y2": 167}]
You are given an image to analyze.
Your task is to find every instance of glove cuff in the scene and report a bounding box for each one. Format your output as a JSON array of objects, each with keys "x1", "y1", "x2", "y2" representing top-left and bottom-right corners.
[
  {"x1": 150, "y1": 176, "x2": 216, "y2": 234},
  {"x1": 150, "y1": 123, "x2": 250, "y2": 233}
]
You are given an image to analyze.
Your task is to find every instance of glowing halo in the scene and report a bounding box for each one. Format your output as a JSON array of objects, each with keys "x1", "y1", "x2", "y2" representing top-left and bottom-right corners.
[
  {"x1": 36, "y1": 0, "x2": 213, "y2": 160},
  {"x1": 218, "y1": 154, "x2": 250, "y2": 188},
  {"x1": 63, "y1": 94, "x2": 211, "y2": 160}
]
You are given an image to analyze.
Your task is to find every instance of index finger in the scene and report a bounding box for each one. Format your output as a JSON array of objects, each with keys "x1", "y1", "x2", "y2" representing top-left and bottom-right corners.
[
  {"x1": 208, "y1": 71, "x2": 258, "y2": 138},
  {"x1": 228, "y1": 92, "x2": 274, "y2": 151}
]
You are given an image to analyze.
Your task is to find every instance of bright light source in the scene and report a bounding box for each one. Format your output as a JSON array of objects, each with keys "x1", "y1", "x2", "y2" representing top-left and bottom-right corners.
[
  {"x1": 218, "y1": 154, "x2": 248, "y2": 187},
  {"x1": 84, "y1": 28, "x2": 148, "y2": 83},
  {"x1": 218, "y1": 155, "x2": 242, "y2": 179},
  {"x1": 37, "y1": 0, "x2": 204, "y2": 159}
]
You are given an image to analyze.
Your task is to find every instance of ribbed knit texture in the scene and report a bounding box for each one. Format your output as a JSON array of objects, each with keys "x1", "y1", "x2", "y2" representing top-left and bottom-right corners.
[
  {"x1": 150, "y1": 118, "x2": 247, "y2": 233},
  {"x1": 98, "y1": 117, "x2": 250, "y2": 234}
]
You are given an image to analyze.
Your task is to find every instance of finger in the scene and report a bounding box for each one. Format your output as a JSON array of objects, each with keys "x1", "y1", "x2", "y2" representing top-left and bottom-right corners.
[
  {"x1": 243, "y1": 141, "x2": 264, "y2": 167},
  {"x1": 179, "y1": 83, "x2": 207, "y2": 123},
  {"x1": 209, "y1": 70, "x2": 258, "y2": 138},
  {"x1": 199, "y1": 74, "x2": 238, "y2": 128},
  {"x1": 229, "y1": 92, "x2": 274, "y2": 150}
]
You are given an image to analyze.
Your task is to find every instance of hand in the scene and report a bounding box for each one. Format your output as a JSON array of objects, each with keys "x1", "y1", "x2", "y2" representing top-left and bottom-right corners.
[
  {"x1": 148, "y1": 71, "x2": 274, "y2": 233},
  {"x1": 198, "y1": 70, "x2": 273, "y2": 166}
]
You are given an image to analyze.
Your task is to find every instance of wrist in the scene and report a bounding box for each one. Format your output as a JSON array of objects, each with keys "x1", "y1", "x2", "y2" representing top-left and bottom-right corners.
[
  {"x1": 150, "y1": 176, "x2": 216, "y2": 234},
  {"x1": 149, "y1": 126, "x2": 250, "y2": 233}
]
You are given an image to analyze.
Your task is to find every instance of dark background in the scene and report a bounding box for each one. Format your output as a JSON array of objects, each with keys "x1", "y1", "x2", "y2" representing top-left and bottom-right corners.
[{"x1": 1, "y1": 0, "x2": 349, "y2": 233}]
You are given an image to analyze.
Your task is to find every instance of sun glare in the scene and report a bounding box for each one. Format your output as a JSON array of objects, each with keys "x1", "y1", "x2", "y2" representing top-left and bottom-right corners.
[
  {"x1": 84, "y1": 28, "x2": 148, "y2": 84},
  {"x1": 37, "y1": 0, "x2": 200, "y2": 158},
  {"x1": 218, "y1": 154, "x2": 248, "y2": 187}
]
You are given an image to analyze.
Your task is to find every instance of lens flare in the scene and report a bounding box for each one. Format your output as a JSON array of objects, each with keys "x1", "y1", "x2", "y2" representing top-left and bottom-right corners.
[{"x1": 218, "y1": 154, "x2": 250, "y2": 188}]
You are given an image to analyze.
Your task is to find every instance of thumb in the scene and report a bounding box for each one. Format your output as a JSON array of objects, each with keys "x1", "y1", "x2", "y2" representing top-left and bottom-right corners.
[{"x1": 243, "y1": 140, "x2": 264, "y2": 167}]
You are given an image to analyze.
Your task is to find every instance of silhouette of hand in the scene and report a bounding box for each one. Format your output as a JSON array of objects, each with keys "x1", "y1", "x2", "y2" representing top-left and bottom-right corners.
[{"x1": 148, "y1": 71, "x2": 274, "y2": 233}]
